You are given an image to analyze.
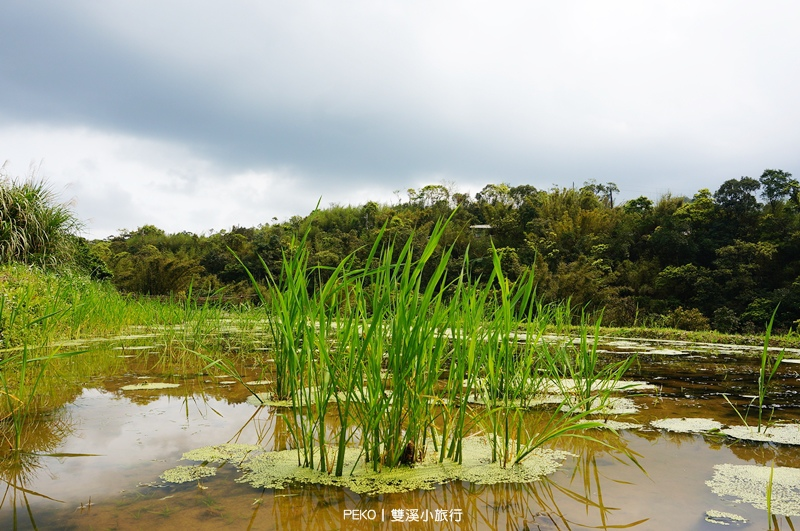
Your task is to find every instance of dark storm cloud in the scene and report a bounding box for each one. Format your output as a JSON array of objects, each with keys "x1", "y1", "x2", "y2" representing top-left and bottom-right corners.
[
  {"x1": 0, "y1": 1, "x2": 487, "y2": 185},
  {"x1": 2, "y1": 1, "x2": 800, "y2": 237}
]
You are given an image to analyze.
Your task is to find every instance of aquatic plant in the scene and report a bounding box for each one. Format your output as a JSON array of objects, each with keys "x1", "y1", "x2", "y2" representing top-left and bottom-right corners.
[
  {"x1": 756, "y1": 308, "x2": 784, "y2": 432},
  {"x1": 538, "y1": 311, "x2": 637, "y2": 414},
  {"x1": 723, "y1": 307, "x2": 785, "y2": 433},
  {"x1": 223, "y1": 212, "x2": 639, "y2": 481},
  {"x1": 767, "y1": 463, "x2": 775, "y2": 531},
  {"x1": 476, "y1": 248, "x2": 541, "y2": 467},
  {"x1": 707, "y1": 463, "x2": 800, "y2": 518}
]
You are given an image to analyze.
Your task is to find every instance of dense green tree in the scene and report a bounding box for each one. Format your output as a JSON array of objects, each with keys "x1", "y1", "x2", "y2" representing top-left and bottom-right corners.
[
  {"x1": 112, "y1": 245, "x2": 204, "y2": 295},
  {"x1": 759, "y1": 169, "x2": 798, "y2": 210},
  {"x1": 85, "y1": 167, "x2": 800, "y2": 331}
]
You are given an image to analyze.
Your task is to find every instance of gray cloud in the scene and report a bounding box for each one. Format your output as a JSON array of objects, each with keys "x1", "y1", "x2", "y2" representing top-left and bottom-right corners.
[{"x1": 2, "y1": 1, "x2": 800, "y2": 237}]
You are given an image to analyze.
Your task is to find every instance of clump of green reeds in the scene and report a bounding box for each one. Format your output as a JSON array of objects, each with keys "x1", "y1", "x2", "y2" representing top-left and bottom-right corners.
[
  {"x1": 0, "y1": 263, "x2": 148, "y2": 346},
  {"x1": 238, "y1": 213, "x2": 635, "y2": 477},
  {"x1": 539, "y1": 310, "x2": 637, "y2": 414}
]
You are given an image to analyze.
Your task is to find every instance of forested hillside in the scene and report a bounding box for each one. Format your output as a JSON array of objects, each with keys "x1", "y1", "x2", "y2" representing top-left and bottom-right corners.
[{"x1": 90, "y1": 169, "x2": 800, "y2": 332}]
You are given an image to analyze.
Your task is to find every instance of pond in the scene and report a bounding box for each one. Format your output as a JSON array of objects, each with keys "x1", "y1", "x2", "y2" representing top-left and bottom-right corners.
[{"x1": 2, "y1": 335, "x2": 800, "y2": 530}]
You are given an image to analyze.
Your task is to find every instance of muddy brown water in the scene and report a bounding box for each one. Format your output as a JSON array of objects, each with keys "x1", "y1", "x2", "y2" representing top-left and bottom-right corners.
[{"x1": 2, "y1": 337, "x2": 800, "y2": 530}]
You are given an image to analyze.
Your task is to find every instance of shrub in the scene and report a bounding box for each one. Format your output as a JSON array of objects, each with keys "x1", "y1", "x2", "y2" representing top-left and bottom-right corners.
[
  {"x1": 667, "y1": 306, "x2": 710, "y2": 331},
  {"x1": 712, "y1": 306, "x2": 740, "y2": 333},
  {"x1": 0, "y1": 169, "x2": 81, "y2": 268}
]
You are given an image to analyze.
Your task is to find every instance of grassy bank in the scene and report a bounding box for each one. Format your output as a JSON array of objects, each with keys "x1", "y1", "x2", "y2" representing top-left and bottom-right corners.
[{"x1": 0, "y1": 263, "x2": 252, "y2": 349}]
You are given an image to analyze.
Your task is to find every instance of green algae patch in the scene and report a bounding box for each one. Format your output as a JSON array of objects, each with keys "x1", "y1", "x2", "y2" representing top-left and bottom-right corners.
[
  {"x1": 704, "y1": 510, "x2": 747, "y2": 526},
  {"x1": 235, "y1": 437, "x2": 570, "y2": 495},
  {"x1": 598, "y1": 420, "x2": 644, "y2": 431},
  {"x1": 120, "y1": 382, "x2": 180, "y2": 391},
  {"x1": 244, "y1": 387, "x2": 390, "y2": 408},
  {"x1": 721, "y1": 424, "x2": 800, "y2": 445},
  {"x1": 560, "y1": 396, "x2": 638, "y2": 415},
  {"x1": 245, "y1": 392, "x2": 292, "y2": 407},
  {"x1": 160, "y1": 465, "x2": 216, "y2": 484},
  {"x1": 182, "y1": 443, "x2": 262, "y2": 464},
  {"x1": 651, "y1": 417, "x2": 723, "y2": 433},
  {"x1": 707, "y1": 464, "x2": 800, "y2": 516}
]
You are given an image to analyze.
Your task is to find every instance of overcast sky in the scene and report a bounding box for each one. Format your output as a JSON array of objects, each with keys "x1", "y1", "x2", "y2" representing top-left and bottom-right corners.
[{"x1": 2, "y1": 1, "x2": 799, "y2": 239}]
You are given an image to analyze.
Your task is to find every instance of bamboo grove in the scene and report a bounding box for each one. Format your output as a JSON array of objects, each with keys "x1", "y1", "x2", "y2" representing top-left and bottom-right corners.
[{"x1": 81, "y1": 168, "x2": 800, "y2": 332}]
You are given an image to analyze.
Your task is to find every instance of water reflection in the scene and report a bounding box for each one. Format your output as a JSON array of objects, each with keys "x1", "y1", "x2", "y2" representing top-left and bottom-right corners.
[
  {"x1": 0, "y1": 411, "x2": 73, "y2": 530},
  {"x1": 1, "y1": 340, "x2": 800, "y2": 529},
  {"x1": 262, "y1": 439, "x2": 650, "y2": 531}
]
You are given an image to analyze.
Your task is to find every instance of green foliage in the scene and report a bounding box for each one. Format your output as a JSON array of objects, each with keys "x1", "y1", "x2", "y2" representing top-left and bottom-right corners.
[
  {"x1": 712, "y1": 306, "x2": 740, "y2": 334},
  {"x1": 87, "y1": 167, "x2": 800, "y2": 332},
  {"x1": 233, "y1": 213, "x2": 632, "y2": 477},
  {"x1": 0, "y1": 170, "x2": 81, "y2": 268},
  {"x1": 759, "y1": 169, "x2": 798, "y2": 209},
  {"x1": 0, "y1": 263, "x2": 174, "y2": 347},
  {"x1": 111, "y1": 246, "x2": 204, "y2": 295},
  {"x1": 666, "y1": 306, "x2": 710, "y2": 331},
  {"x1": 723, "y1": 307, "x2": 784, "y2": 434}
]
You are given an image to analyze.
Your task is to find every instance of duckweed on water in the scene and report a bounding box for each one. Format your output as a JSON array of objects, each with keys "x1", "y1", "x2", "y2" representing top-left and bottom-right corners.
[
  {"x1": 160, "y1": 465, "x2": 216, "y2": 484},
  {"x1": 170, "y1": 437, "x2": 569, "y2": 495},
  {"x1": 182, "y1": 443, "x2": 262, "y2": 464},
  {"x1": 651, "y1": 418, "x2": 723, "y2": 433},
  {"x1": 560, "y1": 396, "x2": 638, "y2": 415},
  {"x1": 707, "y1": 464, "x2": 800, "y2": 516},
  {"x1": 540, "y1": 378, "x2": 657, "y2": 394},
  {"x1": 704, "y1": 510, "x2": 748, "y2": 526},
  {"x1": 237, "y1": 438, "x2": 570, "y2": 495},
  {"x1": 720, "y1": 424, "x2": 800, "y2": 445},
  {"x1": 599, "y1": 420, "x2": 644, "y2": 431},
  {"x1": 243, "y1": 392, "x2": 292, "y2": 407}
]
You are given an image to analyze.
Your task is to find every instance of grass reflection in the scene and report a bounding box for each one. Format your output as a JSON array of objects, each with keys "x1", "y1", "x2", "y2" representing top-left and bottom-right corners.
[
  {"x1": 0, "y1": 412, "x2": 72, "y2": 530},
  {"x1": 262, "y1": 434, "x2": 650, "y2": 530}
]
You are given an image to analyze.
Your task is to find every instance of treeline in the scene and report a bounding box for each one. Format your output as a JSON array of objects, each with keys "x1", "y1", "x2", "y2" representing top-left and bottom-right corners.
[{"x1": 83, "y1": 168, "x2": 800, "y2": 333}]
